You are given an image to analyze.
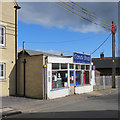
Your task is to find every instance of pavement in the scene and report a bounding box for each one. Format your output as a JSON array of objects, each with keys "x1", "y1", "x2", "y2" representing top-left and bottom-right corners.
[{"x1": 0, "y1": 88, "x2": 119, "y2": 119}]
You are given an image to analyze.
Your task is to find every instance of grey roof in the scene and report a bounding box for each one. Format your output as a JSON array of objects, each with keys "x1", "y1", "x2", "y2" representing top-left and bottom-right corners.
[
  {"x1": 93, "y1": 59, "x2": 120, "y2": 69},
  {"x1": 19, "y1": 49, "x2": 72, "y2": 58}
]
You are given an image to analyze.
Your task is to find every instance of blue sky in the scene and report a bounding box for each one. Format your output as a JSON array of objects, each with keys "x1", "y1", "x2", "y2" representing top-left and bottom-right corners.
[{"x1": 17, "y1": 2, "x2": 118, "y2": 58}]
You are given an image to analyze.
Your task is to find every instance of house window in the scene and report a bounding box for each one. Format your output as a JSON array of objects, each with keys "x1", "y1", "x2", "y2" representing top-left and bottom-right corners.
[
  {"x1": 0, "y1": 63, "x2": 5, "y2": 79},
  {"x1": 0, "y1": 26, "x2": 5, "y2": 46}
]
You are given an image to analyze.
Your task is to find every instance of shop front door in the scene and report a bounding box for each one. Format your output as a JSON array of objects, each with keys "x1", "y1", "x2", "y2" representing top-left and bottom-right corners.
[{"x1": 70, "y1": 70, "x2": 75, "y2": 95}]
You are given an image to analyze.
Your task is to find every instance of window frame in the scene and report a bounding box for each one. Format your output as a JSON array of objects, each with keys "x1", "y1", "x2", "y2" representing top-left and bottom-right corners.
[
  {"x1": 52, "y1": 70, "x2": 68, "y2": 90},
  {"x1": 69, "y1": 64, "x2": 74, "y2": 69},
  {"x1": 61, "y1": 63, "x2": 68, "y2": 70},
  {"x1": 0, "y1": 63, "x2": 5, "y2": 79},
  {"x1": 0, "y1": 25, "x2": 6, "y2": 47}
]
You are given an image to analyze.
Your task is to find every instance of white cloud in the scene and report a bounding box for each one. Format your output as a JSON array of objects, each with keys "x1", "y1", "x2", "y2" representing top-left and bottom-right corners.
[{"x1": 18, "y1": 2, "x2": 118, "y2": 33}]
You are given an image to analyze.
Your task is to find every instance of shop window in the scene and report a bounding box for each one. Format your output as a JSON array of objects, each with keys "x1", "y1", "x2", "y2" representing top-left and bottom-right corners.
[
  {"x1": 0, "y1": 63, "x2": 5, "y2": 79},
  {"x1": 52, "y1": 71, "x2": 68, "y2": 89},
  {"x1": 75, "y1": 71, "x2": 84, "y2": 86},
  {"x1": 52, "y1": 63, "x2": 59, "y2": 69},
  {"x1": 61, "y1": 64, "x2": 67, "y2": 69},
  {"x1": 70, "y1": 71, "x2": 74, "y2": 85},
  {"x1": 85, "y1": 71, "x2": 89, "y2": 84},
  {"x1": 76, "y1": 64, "x2": 80, "y2": 69},
  {"x1": 0, "y1": 26, "x2": 5, "y2": 46},
  {"x1": 81, "y1": 65, "x2": 85, "y2": 70},
  {"x1": 86, "y1": 65, "x2": 90, "y2": 70},
  {"x1": 69, "y1": 64, "x2": 74, "y2": 69}
]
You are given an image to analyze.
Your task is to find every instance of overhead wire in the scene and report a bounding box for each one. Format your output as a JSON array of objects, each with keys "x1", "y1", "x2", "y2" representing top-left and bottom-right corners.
[
  {"x1": 62, "y1": 0, "x2": 111, "y2": 29},
  {"x1": 91, "y1": 33, "x2": 112, "y2": 55},
  {"x1": 55, "y1": 2, "x2": 111, "y2": 31},
  {"x1": 22, "y1": 36, "x2": 99, "y2": 44},
  {"x1": 68, "y1": 0, "x2": 112, "y2": 26}
]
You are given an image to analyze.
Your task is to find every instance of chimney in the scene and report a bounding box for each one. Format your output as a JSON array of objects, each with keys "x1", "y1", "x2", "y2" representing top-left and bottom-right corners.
[
  {"x1": 61, "y1": 53, "x2": 64, "y2": 56},
  {"x1": 100, "y1": 52, "x2": 104, "y2": 59}
]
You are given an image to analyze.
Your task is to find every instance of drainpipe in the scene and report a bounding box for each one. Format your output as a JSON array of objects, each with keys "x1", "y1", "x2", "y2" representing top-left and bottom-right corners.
[
  {"x1": 14, "y1": 5, "x2": 21, "y2": 96},
  {"x1": 23, "y1": 59, "x2": 26, "y2": 97},
  {"x1": 44, "y1": 56, "x2": 48, "y2": 100}
]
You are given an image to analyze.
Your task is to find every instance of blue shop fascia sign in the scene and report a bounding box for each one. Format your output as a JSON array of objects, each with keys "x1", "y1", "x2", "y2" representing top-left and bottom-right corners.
[{"x1": 73, "y1": 52, "x2": 91, "y2": 64}]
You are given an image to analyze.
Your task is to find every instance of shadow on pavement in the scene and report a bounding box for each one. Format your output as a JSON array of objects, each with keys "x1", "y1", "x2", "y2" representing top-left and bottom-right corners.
[{"x1": 2, "y1": 110, "x2": 119, "y2": 119}]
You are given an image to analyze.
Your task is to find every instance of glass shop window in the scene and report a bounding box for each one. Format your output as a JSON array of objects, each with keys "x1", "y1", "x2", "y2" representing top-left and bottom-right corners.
[
  {"x1": 75, "y1": 71, "x2": 84, "y2": 86},
  {"x1": 61, "y1": 64, "x2": 67, "y2": 69},
  {"x1": 69, "y1": 64, "x2": 74, "y2": 69},
  {"x1": 52, "y1": 63, "x2": 59, "y2": 69},
  {"x1": 86, "y1": 65, "x2": 90, "y2": 70},
  {"x1": 85, "y1": 71, "x2": 89, "y2": 84},
  {"x1": 70, "y1": 71, "x2": 74, "y2": 85},
  {"x1": 52, "y1": 71, "x2": 68, "y2": 89},
  {"x1": 76, "y1": 64, "x2": 80, "y2": 69},
  {"x1": 81, "y1": 65, "x2": 85, "y2": 70}
]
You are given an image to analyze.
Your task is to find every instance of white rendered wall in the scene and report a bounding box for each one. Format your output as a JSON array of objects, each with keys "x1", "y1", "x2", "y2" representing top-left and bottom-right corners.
[
  {"x1": 47, "y1": 63, "x2": 52, "y2": 97},
  {"x1": 91, "y1": 70, "x2": 96, "y2": 85},
  {"x1": 48, "y1": 88, "x2": 69, "y2": 99},
  {"x1": 75, "y1": 85, "x2": 93, "y2": 94},
  {"x1": 48, "y1": 56, "x2": 73, "y2": 63}
]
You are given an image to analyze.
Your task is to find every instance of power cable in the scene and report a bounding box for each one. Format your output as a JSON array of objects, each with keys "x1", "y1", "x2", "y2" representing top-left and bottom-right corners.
[
  {"x1": 68, "y1": 0, "x2": 112, "y2": 26},
  {"x1": 55, "y1": 2, "x2": 111, "y2": 31},
  {"x1": 21, "y1": 36, "x2": 101, "y2": 44},
  {"x1": 91, "y1": 33, "x2": 112, "y2": 55},
  {"x1": 62, "y1": 0, "x2": 111, "y2": 29}
]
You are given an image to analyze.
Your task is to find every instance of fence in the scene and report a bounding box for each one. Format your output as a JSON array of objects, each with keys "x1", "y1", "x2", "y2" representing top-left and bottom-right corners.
[{"x1": 93, "y1": 76, "x2": 120, "y2": 90}]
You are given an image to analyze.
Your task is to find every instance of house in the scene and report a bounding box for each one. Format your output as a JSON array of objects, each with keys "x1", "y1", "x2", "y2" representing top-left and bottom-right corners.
[
  {"x1": 92, "y1": 52, "x2": 120, "y2": 76},
  {"x1": 0, "y1": 0, "x2": 20, "y2": 96},
  {"x1": 17, "y1": 49, "x2": 95, "y2": 99}
]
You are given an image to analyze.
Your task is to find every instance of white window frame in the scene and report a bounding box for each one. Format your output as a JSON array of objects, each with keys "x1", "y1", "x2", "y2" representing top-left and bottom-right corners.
[
  {"x1": 0, "y1": 26, "x2": 6, "y2": 46},
  {"x1": 0, "y1": 63, "x2": 5, "y2": 79}
]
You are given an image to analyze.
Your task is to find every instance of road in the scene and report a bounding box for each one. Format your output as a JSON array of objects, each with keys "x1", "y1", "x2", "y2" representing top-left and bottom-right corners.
[{"x1": 4, "y1": 90, "x2": 119, "y2": 119}]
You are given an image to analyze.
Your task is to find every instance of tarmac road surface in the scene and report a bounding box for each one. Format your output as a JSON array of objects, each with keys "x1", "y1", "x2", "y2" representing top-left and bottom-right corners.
[{"x1": 5, "y1": 89, "x2": 119, "y2": 119}]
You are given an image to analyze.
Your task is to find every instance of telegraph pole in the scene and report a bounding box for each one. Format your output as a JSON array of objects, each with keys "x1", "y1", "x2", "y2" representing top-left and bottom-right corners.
[
  {"x1": 112, "y1": 21, "x2": 116, "y2": 88},
  {"x1": 23, "y1": 41, "x2": 25, "y2": 54}
]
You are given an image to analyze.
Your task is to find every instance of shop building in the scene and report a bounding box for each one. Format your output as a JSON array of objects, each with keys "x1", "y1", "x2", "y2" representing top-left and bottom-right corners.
[{"x1": 18, "y1": 49, "x2": 95, "y2": 99}]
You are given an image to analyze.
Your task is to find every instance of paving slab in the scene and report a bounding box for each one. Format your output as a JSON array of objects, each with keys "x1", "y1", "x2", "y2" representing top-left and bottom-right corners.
[{"x1": 1, "y1": 107, "x2": 22, "y2": 118}]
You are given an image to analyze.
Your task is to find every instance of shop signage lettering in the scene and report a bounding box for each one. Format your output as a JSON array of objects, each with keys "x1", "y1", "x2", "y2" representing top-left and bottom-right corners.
[{"x1": 73, "y1": 52, "x2": 91, "y2": 64}]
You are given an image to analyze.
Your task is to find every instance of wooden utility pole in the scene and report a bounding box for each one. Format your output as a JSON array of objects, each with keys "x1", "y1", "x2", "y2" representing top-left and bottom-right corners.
[
  {"x1": 112, "y1": 21, "x2": 116, "y2": 88},
  {"x1": 23, "y1": 41, "x2": 25, "y2": 54}
]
